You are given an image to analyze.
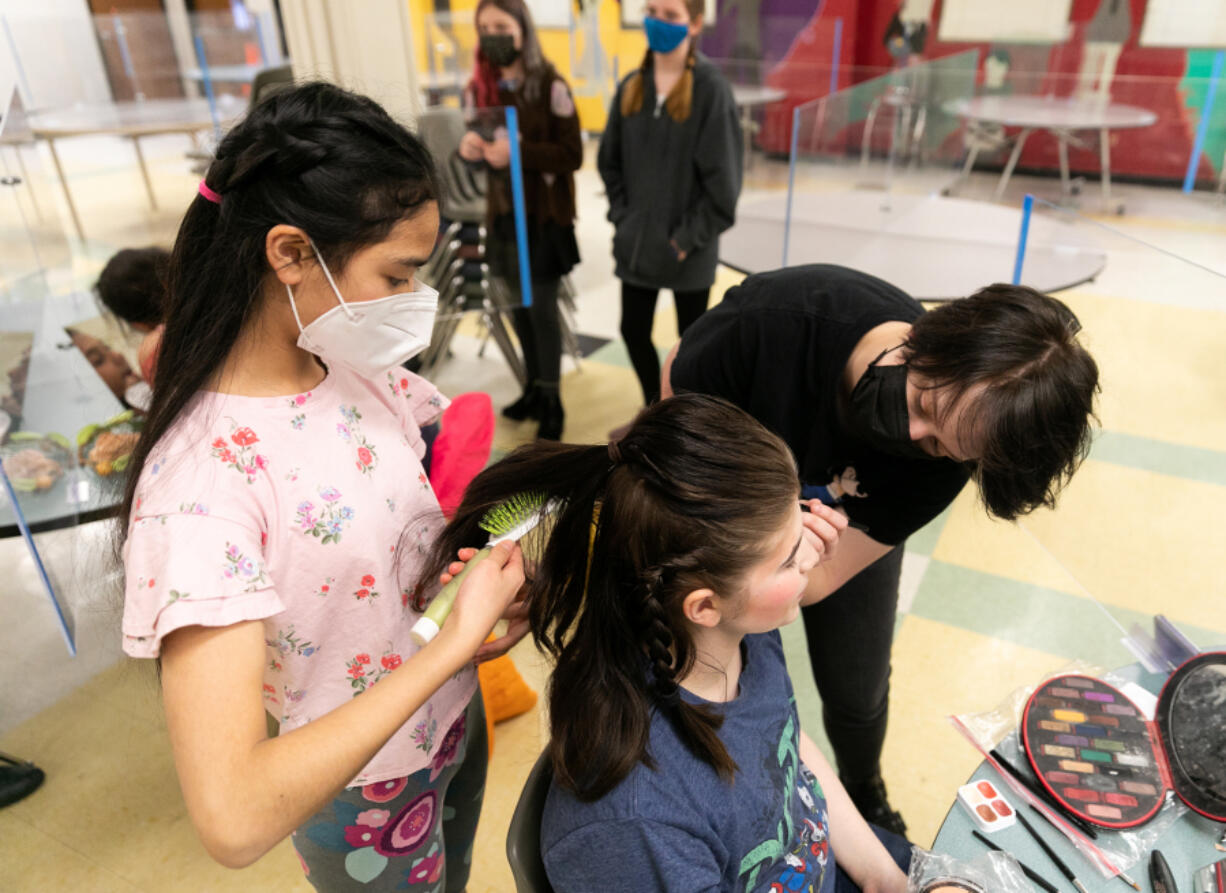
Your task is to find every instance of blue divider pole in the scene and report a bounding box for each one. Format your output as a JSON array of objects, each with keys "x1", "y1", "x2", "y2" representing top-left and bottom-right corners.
[
  {"x1": 506, "y1": 106, "x2": 534, "y2": 308},
  {"x1": 783, "y1": 105, "x2": 801, "y2": 267},
  {"x1": 1, "y1": 16, "x2": 33, "y2": 106},
  {"x1": 193, "y1": 33, "x2": 222, "y2": 141},
  {"x1": 1012, "y1": 193, "x2": 1034, "y2": 285},
  {"x1": 1183, "y1": 50, "x2": 1224, "y2": 193},
  {"x1": 830, "y1": 17, "x2": 843, "y2": 95},
  {"x1": 0, "y1": 467, "x2": 75, "y2": 656},
  {"x1": 113, "y1": 12, "x2": 141, "y2": 100},
  {"x1": 254, "y1": 12, "x2": 270, "y2": 66}
]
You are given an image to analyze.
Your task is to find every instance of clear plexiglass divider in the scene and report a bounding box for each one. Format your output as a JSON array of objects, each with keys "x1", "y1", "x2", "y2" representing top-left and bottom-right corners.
[
  {"x1": 721, "y1": 51, "x2": 985, "y2": 292},
  {"x1": 1009, "y1": 193, "x2": 1226, "y2": 662},
  {"x1": 0, "y1": 87, "x2": 73, "y2": 302}
]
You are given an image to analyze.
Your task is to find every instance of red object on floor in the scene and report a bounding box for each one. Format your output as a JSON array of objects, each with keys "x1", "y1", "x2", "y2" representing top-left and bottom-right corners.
[{"x1": 429, "y1": 392, "x2": 495, "y2": 519}]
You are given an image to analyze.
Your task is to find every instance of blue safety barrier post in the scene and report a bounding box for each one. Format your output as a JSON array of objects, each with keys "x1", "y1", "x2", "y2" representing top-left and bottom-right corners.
[
  {"x1": 0, "y1": 467, "x2": 75, "y2": 655},
  {"x1": 113, "y1": 12, "x2": 142, "y2": 100},
  {"x1": 1012, "y1": 193, "x2": 1034, "y2": 285},
  {"x1": 506, "y1": 106, "x2": 534, "y2": 308},
  {"x1": 830, "y1": 17, "x2": 843, "y2": 95},
  {"x1": 254, "y1": 12, "x2": 270, "y2": 66},
  {"x1": 783, "y1": 105, "x2": 801, "y2": 267},
  {"x1": 2, "y1": 16, "x2": 34, "y2": 106},
  {"x1": 193, "y1": 33, "x2": 222, "y2": 141},
  {"x1": 1183, "y1": 50, "x2": 1224, "y2": 193}
]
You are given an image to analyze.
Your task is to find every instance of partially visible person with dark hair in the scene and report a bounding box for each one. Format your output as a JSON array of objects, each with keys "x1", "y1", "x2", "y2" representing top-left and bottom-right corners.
[
  {"x1": 95, "y1": 246, "x2": 170, "y2": 384},
  {"x1": 117, "y1": 82, "x2": 526, "y2": 888},
  {"x1": 420, "y1": 394, "x2": 911, "y2": 892},
  {"x1": 66, "y1": 327, "x2": 142, "y2": 403},
  {"x1": 460, "y1": 0, "x2": 582, "y2": 440},
  {"x1": 662, "y1": 264, "x2": 1099, "y2": 835}
]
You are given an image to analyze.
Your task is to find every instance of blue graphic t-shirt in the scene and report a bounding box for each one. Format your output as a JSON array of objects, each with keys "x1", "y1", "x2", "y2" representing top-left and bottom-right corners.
[{"x1": 540, "y1": 631, "x2": 836, "y2": 893}]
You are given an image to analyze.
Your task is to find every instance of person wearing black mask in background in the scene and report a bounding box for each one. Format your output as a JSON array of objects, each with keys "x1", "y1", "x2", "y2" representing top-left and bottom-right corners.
[
  {"x1": 461, "y1": 0, "x2": 582, "y2": 441},
  {"x1": 661, "y1": 264, "x2": 1100, "y2": 836}
]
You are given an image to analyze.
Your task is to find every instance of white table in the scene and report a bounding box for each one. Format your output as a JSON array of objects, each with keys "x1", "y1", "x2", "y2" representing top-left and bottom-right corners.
[
  {"x1": 731, "y1": 84, "x2": 787, "y2": 170},
  {"x1": 27, "y1": 95, "x2": 246, "y2": 241},
  {"x1": 720, "y1": 190, "x2": 1107, "y2": 300},
  {"x1": 944, "y1": 95, "x2": 1157, "y2": 212},
  {"x1": 182, "y1": 63, "x2": 265, "y2": 84}
]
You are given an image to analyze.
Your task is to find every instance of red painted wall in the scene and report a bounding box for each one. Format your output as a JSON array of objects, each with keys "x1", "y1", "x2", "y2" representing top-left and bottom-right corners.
[{"x1": 755, "y1": 0, "x2": 1212, "y2": 182}]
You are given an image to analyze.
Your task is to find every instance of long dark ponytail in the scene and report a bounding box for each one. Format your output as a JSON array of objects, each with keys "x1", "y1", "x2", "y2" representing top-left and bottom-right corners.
[
  {"x1": 118, "y1": 81, "x2": 439, "y2": 544},
  {"x1": 416, "y1": 394, "x2": 800, "y2": 800}
]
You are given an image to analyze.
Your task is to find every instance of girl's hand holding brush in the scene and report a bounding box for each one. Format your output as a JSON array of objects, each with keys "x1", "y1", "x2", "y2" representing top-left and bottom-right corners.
[{"x1": 433, "y1": 541, "x2": 525, "y2": 656}]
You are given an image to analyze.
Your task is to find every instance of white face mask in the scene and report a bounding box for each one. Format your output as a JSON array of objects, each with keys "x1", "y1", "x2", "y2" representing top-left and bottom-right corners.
[{"x1": 287, "y1": 238, "x2": 438, "y2": 379}]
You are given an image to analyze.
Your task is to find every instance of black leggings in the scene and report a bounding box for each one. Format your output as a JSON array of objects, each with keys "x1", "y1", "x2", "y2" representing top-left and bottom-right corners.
[
  {"x1": 619, "y1": 281, "x2": 710, "y2": 404},
  {"x1": 800, "y1": 543, "x2": 904, "y2": 786},
  {"x1": 508, "y1": 278, "x2": 562, "y2": 393}
]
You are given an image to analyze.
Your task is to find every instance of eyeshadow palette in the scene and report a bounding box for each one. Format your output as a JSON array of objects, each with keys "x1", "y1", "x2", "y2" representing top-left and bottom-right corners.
[
  {"x1": 1023, "y1": 653, "x2": 1226, "y2": 830},
  {"x1": 957, "y1": 779, "x2": 1016, "y2": 832}
]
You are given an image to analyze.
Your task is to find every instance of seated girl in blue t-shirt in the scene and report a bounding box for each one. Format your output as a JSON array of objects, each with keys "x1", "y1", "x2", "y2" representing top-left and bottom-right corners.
[{"x1": 421, "y1": 394, "x2": 912, "y2": 892}]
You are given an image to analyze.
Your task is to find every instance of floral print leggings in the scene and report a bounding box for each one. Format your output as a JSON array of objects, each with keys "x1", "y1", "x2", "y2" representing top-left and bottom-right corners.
[{"x1": 292, "y1": 694, "x2": 488, "y2": 892}]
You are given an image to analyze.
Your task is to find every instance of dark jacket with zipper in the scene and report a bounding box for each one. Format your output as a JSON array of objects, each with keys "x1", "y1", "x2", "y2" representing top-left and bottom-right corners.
[{"x1": 598, "y1": 52, "x2": 743, "y2": 292}]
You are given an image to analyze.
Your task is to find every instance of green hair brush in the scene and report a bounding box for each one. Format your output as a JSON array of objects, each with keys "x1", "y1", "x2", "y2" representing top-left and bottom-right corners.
[{"x1": 411, "y1": 492, "x2": 557, "y2": 646}]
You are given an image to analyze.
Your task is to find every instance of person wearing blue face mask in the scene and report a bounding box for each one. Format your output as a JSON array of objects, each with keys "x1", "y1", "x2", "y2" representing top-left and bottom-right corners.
[{"x1": 598, "y1": 0, "x2": 742, "y2": 409}]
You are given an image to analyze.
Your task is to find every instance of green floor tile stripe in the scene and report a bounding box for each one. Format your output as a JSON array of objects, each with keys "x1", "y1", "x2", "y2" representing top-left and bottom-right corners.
[
  {"x1": 584, "y1": 338, "x2": 672, "y2": 370},
  {"x1": 1091, "y1": 430, "x2": 1226, "y2": 488},
  {"x1": 910, "y1": 559, "x2": 1226, "y2": 668},
  {"x1": 905, "y1": 505, "x2": 952, "y2": 557}
]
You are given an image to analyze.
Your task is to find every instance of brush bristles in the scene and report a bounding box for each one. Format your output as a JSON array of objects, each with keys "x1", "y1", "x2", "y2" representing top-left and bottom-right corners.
[{"x1": 478, "y1": 491, "x2": 548, "y2": 537}]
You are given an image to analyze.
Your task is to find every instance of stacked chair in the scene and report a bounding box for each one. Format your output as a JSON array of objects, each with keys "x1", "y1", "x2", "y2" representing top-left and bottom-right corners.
[{"x1": 413, "y1": 105, "x2": 526, "y2": 384}]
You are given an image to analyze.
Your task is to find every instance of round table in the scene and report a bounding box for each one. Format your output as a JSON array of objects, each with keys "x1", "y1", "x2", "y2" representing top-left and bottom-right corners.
[
  {"x1": 731, "y1": 85, "x2": 787, "y2": 170},
  {"x1": 931, "y1": 662, "x2": 1226, "y2": 892},
  {"x1": 720, "y1": 190, "x2": 1106, "y2": 300},
  {"x1": 943, "y1": 95, "x2": 1157, "y2": 212},
  {"x1": 182, "y1": 63, "x2": 266, "y2": 84},
  {"x1": 27, "y1": 94, "x2": 247, "y2": 240},
  {"x1": 0, "y1": 293, "x2": 127, "y2": 539}
]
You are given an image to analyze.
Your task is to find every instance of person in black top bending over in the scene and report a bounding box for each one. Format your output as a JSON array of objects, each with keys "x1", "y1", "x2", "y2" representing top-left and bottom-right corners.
[{"x1": 663, "y1": 264, "x2": 1099, "y2": 835}]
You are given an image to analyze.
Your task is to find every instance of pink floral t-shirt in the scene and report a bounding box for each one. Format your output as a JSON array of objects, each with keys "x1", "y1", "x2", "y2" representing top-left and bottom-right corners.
[{"x1": 121, "y1": 367, "x2": 477, "y2": 786}]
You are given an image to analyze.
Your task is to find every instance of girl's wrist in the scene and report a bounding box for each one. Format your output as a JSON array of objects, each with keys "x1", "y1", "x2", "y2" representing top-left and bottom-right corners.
[{"x1": 422, "y1": 624, "x2": 481, "y2": 673}]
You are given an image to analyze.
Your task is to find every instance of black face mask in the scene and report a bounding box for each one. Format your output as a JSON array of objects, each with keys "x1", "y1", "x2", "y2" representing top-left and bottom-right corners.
[
  {"x1": 480, "y1": 34, "x2": 521, "y2": 67},
  {"x1": 846, "y1": 350, "x2": 931, "y2": 459}
]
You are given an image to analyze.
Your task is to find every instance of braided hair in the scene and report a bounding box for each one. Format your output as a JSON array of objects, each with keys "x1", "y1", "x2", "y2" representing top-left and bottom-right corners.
[
  {"x1": 119, "y1": 82, "x2": 439, "y2": 545},
  {"x1": 416, "y1": 394, "x2": 801, "y2": 800}
]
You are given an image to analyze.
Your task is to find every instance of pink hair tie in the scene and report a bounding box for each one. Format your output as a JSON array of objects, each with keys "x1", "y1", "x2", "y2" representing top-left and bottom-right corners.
[{"x1": 198, "y1": 180, "x2": 222, "y2": 205}]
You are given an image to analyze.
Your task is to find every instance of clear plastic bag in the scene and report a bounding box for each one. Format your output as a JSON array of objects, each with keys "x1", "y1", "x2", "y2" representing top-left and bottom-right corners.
[
  {"x1": 949, "y1": 662, "x2": 1187, "y2": 880},
  {"x1": 907, "y1": 847, "x2": 1031, "y2": 893}
]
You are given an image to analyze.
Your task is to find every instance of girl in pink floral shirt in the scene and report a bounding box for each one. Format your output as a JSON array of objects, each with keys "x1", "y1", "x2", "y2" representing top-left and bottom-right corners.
[{"x1": 118, "y1": 83, "x2": 524, "y2": 891}]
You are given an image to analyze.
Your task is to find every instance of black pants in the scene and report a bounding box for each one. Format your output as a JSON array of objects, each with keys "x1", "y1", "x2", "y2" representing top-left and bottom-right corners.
[
  {"x1": 619, "y1": 281, "x2": 710, "y2": 404},
  {"x1": 801, "y1": 544, "x2": 904, "y2": 786},
  {"x1": 509, "y1": 278, "x2": 562, "y2": 392}
]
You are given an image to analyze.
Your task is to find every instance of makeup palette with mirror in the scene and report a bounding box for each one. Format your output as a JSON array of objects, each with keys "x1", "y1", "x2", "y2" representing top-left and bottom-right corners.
[{"x1": 1021, "y1": 652, "x2": 1226, "y2": 829}]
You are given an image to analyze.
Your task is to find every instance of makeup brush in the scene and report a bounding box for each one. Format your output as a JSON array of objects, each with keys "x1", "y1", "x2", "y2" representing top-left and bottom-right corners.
[
  {"x1": 989, "y1": 748, "x2": 1098, "y2": 839},
  {"x1": 1017, "y1": 809, "x2": 1090, "y2": 893},
  {"x1": 1026, "y1": 804, "x2": 1141, "y2": 890},
  {"x1": 971, "y1": 830, "x2": 1059, "y2": 893}
]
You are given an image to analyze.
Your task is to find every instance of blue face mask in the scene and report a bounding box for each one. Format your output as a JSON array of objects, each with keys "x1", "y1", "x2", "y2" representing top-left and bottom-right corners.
[{"x1": 644, "y1": 16, "x2": 690, "y2": 54}]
